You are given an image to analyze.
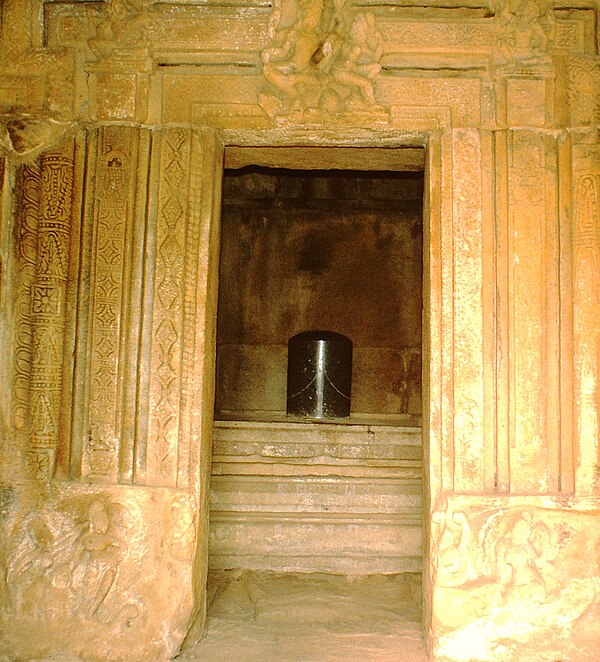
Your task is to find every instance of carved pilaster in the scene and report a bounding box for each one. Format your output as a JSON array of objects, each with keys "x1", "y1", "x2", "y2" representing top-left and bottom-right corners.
[
  {"x1": 75, "y1": 127, "x2": 139, "y2": 481},
  {"x1": 572, "y1": 139, "x2": 600, "y2": 496},
  {"x1": 143, "y1": 129, "x2": 191, "y2": 487},
  {"x1": 449, "y1": 129, "x2": 490, "y2": 492},
  {"x1": 495, "y1": 130, "x2": 563, "y2": 494},
  {"x1": 26, "y1": 146, "x2": 75, "y2": 480}
]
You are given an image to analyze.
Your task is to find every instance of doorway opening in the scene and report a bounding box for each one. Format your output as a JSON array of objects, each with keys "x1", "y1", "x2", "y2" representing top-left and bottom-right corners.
[{"x1": 201, "y1": 146, "x2": 427, "y2": 659}]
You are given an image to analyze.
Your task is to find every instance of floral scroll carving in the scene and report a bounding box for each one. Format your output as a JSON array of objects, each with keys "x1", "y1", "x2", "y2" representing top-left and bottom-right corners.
[
  {"x1": 12, "y1": 165, "x2": 41, "y2": 440},
  {"x1": 259, "y1": 0, "x2": 386, "y2": 122}
]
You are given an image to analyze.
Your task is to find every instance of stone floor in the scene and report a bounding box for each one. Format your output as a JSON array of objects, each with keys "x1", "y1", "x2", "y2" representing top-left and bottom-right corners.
[{"x1": 176, "y1": 570, "x2": 429, "y2": 662}]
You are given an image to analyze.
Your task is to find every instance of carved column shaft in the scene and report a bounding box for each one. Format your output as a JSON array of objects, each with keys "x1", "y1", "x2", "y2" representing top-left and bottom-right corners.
[{"x1": 27, "y1": 147, "x2": 75, "y2": 479}]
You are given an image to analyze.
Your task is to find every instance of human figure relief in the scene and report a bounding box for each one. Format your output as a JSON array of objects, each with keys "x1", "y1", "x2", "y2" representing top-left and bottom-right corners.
[
  {"x1": 433, "y1": 510, "x2": 478, "y2": 587},
  {"x1": 327, "y1": 13, "x2": 383, "y2": 108},
  {"x1": 6, "y1": 516, "x2": 73, "y2": 620},
  {"x1": 259, "y1": 0, "x2": 384, "y2": 119},
  {"x1": 88, "y1": 0, "x2": 153, "y2": 62},
  {"x1": 495, "y1": 0, "x2": 555, "y2": 64},
  {"x1": 71, "y1": 500, "x2": 126, "y2": 621},
  {"x1": 493, "y1": 510, "x2": 558, "y2": 603}
]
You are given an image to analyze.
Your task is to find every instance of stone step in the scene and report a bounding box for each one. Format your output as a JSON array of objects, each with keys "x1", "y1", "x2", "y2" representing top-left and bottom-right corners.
[{"x1": 210, "y1": 421, "x2": 423, "y2": 574}]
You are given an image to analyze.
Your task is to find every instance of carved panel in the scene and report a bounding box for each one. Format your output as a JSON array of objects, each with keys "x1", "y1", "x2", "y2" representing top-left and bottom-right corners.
[
  {"x1": 572, "y1": 143, "x2": 600, "y2": 495},
  {"x1": 381, "y1": 78, "x2": 481, "y2": 128},
  {"x1": 568, "y1": 56, "x2": 600, "y2": 127},
  {"x1": 145, "y1": 129, "x2": 191, "y2": 487},
  {"x1": 494, "y1": 0, "x2": 555, "y2": 66},
  {"x1": 502, "y1": 131, "x2": 560, "y2": 493},
  {"x1": 26, "y1": 147, "x2": 76, "y2": 481},
  {"x1": 430, "y1": 497, "x2": 600, "y2": 660},
  {"x1": 258, "y1": 0, "x2": 387, "y2": 123},
  {"x1": 79, "y1": 127, "x2": 140, "y2": 482},
  {"x1": 0, "y1": 483, "x2": 196, "y2": 661},
  {"x1": 451, "y1": 129, "x2": 487, "y2": 492}
]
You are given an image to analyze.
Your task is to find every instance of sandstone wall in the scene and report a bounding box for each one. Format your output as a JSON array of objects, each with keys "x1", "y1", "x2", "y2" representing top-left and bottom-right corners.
[{"x1": 0, "y1": 1, "x2": 599, "y2": 660}]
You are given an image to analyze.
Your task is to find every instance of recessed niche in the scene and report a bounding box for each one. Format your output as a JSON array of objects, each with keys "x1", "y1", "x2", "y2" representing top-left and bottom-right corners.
[{"x1": 214, "y1": 166, "x2": 424, "y2": 425}]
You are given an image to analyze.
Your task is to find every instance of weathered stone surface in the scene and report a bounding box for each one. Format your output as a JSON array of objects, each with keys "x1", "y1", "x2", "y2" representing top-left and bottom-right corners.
[
  {"x1": 0, "y1": 0, "x2": 599, "y2": 660},
  {"x1": 0, "y1": 482, "x2": 197, "y2": 662},
  {"x1": 210, "y1": 421, "x2": 422, "y2": 574},
  {"x1": 430, "y1": 496, "x2": 600, "y2": 662}
]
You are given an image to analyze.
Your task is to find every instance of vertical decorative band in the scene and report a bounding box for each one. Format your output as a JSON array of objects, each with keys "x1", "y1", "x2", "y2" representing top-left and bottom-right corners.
[
  {"x1": 573, "y1": 172, "x2": 600, "y2": 494},
  {"x1": 12, "y1": 165, "x2": 41, "y2": 436},
  {"x1": 27, "y1": 149, "x2": 75, "y2": 480},
  {"x1": 81, "y1": 127, "x2": 136, "y2": 482},
  {"x1": 145, "y1": 129, "x2": 191, "y2": 487}
]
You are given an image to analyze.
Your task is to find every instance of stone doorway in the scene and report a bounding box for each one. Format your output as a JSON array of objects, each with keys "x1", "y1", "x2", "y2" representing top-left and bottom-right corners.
[{"x1": 202, "y1": 144, "x2": 429, "y2": 655}]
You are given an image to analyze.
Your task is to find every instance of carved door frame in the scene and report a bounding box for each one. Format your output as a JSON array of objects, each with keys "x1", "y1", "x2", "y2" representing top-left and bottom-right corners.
[{"x1": 194, "y1": 127, "x2": 441, "y2": 642}]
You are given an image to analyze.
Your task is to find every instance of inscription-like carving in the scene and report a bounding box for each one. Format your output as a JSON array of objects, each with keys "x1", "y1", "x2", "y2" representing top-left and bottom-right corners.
[{"x1": 259, "y1": 0, "x2": 386, "y2": 121}]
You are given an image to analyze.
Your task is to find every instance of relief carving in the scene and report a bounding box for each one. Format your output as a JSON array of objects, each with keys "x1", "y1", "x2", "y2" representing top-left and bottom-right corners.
[
  {"x1": 87, "y1": 0, "x2": 154, "y2": 64},
  {"x1": 85, "y1": 0, "x2": 154, "y2": 120},
  {"x1": 164, "y1": 496, "x2": 196, "y2": 561},
  {"x1": 573, "y1": 173, "x2": 600, "y2": 493},
  {"x1": 6, "y1": 498, "x2": 144, "y2": 629},
  {"x1": 432, "y1": 504, "x2": 597, "y2": 653},
  {"x1": 568, "y1": 57, "x2": 600, "y2": 127},
  {"x1": 82, "y1": 128, "x2": 135, "y2": 482},
  {"x1": 494, "y1": 0, "x2": 555, "y2": 66},
  {"x1": 259, "y1": 0, "x2": 386, "y2": 122},
  {"x1": 26, "y1": 150, "x2": 75, "y2": 480},
  {"x1": 490, "y1": 510, "x2": 559, "y2": 603},
  {"x1": 146, "y1": 130, "x2": 189, "y2": 486},
  {"x1": 12, "y1": 165, "x2": 40, "y2": 434}
]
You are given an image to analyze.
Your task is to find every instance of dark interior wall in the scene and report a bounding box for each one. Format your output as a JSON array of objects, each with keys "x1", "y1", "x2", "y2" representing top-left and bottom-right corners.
[{"x1": 215, "y1": 168, "x2": 423, "y2": 420}]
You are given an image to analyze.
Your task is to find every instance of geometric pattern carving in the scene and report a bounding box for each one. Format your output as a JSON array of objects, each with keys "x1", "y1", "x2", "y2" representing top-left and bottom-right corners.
[
  {"x1": 81, "y1": 126, "x2": 136, "y2": 482},
  {"x1": 146, "y1": 129, "x2": 191, "y2": 487},
  {"x1": 72, "y1": 126, "x2": 138, "y2": 482},
  {"x1": 26, "y1": 148, "x2": 75, "y2": 481}
]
